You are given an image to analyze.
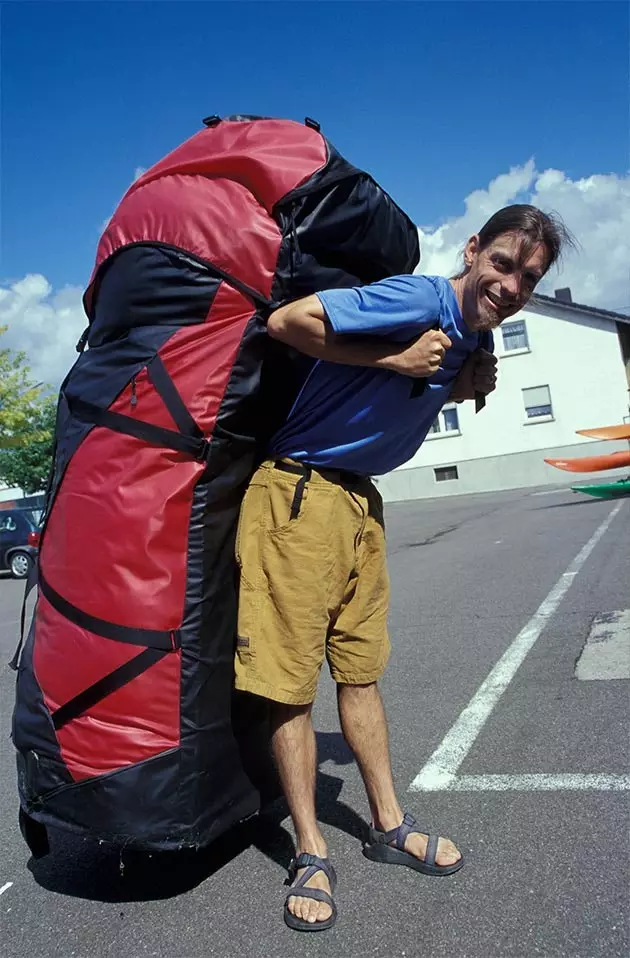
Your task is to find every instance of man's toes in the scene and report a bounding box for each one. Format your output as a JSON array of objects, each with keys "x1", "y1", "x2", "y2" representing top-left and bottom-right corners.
[
  {"x1": 288, "y1": 895, "x2": 303, "y2": 919},
  {"x1": 436, "y1": 838, "x2": 461, "y2": 865},
  {"x1": 306, "y1": 899, "x2": 320, "y2": 923}
]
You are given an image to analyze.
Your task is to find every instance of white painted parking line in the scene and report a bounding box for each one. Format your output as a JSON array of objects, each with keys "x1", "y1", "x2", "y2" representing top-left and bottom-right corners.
[
  {"x1": 0, "y1": 882, "x2": 13, "y2": 896},
  {"x1": 429, "y1": 774, "x2": 630, "y2": 791},
  {"x1": 410, "y1": 501, "x2": 625, "y2": 792}
]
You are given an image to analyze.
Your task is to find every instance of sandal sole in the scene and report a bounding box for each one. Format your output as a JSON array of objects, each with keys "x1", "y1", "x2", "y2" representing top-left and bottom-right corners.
[
  {"x1": 284, "y1": 906, "x2": 337, "y2": 932},
  {"x1": 362, "y1": 842, "x2": 464, "y2": 876}
]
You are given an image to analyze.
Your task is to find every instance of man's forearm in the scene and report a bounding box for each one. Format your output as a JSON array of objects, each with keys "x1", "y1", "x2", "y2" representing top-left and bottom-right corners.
[{"x1": 267, "y1": 297, "x2": 401, "y2": 372}]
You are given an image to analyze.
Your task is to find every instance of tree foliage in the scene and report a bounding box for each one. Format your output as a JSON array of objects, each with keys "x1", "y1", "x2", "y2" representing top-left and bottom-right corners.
[
  {"x1": 0, "y1": 325, "x2": 56, "y2": 492},
  {"x1": 0, "y1": 397, "x2": 56, "y2": 494}
]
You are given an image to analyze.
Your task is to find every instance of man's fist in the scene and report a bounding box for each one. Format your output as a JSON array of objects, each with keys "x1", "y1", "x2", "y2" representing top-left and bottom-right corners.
[
  {"x1": 450, "y1": 348, "x2": 498, "y2": 402},
  {"x1": 389, "y1": 328, "x2": 452, "y2": 378}
]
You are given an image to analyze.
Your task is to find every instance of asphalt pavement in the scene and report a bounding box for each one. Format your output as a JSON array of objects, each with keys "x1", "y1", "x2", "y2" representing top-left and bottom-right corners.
[{"x1": 1, "y1": 484, "x2": 628, "y2": 958}]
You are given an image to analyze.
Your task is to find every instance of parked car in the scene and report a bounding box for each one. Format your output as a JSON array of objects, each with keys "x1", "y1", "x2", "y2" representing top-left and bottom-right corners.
[{"x1": 0, "y1": 508, "x2": 41, "y2": 579}]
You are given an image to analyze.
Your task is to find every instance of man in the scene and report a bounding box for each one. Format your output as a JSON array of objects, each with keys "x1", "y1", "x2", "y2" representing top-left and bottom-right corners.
[{"x1": 234, "y1": 205, "x2": 571, "y2": 931}]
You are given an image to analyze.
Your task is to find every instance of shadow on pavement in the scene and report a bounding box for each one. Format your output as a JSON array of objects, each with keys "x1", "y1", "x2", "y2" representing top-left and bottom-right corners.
[
  {"x1": 533, "y1": 496, "x2": 615, "y2": 510},
  {"x1": 27, "y1": 731, "x2": 367, "y2": 903}
]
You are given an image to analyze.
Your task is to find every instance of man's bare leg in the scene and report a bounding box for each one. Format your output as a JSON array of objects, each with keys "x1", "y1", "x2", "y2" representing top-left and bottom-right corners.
[
  {"x1": 271, "y1": 702, "x2": 333, "y2": 925},
  {"x1": 337, "y1": 682, "x2": 461, "y2": 866}
]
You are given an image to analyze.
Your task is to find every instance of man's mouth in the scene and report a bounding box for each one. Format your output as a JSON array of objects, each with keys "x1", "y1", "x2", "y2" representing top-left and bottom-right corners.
[{"x1": 484, "y1": 289, "x2": 510, "y2": 313}]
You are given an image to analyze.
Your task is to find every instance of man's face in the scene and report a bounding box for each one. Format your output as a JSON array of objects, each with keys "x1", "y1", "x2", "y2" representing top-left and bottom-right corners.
[{"x1": 459, "y1": 231, "x2": 548, "y2": 332}]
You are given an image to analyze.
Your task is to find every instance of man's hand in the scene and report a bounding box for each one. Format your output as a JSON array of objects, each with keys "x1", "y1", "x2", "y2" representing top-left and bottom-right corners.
[
  {"x1": 386, "y1": 328, "x2": 452, "y2": 378},
  {"x1": 450, "y1": 348, "x2": 498, "y2": 402}
]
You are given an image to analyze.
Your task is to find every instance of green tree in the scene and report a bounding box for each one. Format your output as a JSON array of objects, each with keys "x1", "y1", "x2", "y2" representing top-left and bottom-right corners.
[
  {"x1": 0, "y1": 324, "x2": 49, "y2": 450},
  {"x1": 0, "y1": 397, "x2": 56, "y2": 494},
  {"x1": 0, "y1": 325, "x2": 55, "y2": 492}
]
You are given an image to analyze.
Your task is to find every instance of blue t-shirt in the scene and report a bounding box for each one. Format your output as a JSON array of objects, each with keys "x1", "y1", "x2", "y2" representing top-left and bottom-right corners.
[{"x1": 269, "y1": 274, "x2": 489, "y2": 475}]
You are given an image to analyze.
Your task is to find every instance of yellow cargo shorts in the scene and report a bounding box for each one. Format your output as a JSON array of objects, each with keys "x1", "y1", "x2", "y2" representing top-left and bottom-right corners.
[{"x1": 234, "y1": 459, "x2": 391, "y2": 705}]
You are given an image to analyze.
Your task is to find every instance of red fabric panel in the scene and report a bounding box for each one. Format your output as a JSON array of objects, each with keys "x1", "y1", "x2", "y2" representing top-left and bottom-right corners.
[
  {"x1": 42, "y1": 434, "x2": 200, "y2": 630},
  {"x1": 86, "y1": 119, "x2": 326, "y2": 299},
  {"x1": 130, "y1": 119, "x2": 327, "y2": 215},
  {"x1": 33, "y1": 596, "x2": 180, "y2": 782},
  {"x1": 97, "y1": 176, "x2": 281, "y2": 304},
  {"x1": 42, "y1": 284, "x2": 252, "y2": 630}
]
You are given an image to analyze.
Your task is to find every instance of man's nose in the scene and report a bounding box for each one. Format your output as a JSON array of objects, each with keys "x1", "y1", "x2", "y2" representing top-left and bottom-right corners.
[{"x1": 501, "y1": 274, "x2": 521, "y2": 301}]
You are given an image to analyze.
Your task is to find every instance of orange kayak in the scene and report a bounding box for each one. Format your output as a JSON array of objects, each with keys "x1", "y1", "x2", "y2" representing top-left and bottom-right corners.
[
  {"x1": 576, "y1": 425, "x2": 630, "y2": 441},
  {"x1": 545, "y1": 451, "x2": 630, "y2": 473}
]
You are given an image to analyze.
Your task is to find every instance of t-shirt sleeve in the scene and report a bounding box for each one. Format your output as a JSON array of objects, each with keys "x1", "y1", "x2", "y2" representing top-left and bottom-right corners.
[{"x1": 315, "y1": 275, "x2": 441, "y2": 339}]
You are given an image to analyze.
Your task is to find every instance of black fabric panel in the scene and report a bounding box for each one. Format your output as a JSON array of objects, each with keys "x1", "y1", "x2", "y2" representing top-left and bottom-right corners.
[
  {"x1": 176, "y1": 470, "x2": 271, "y2": 843},
  {"x1": 272, "y1": 171, "x2": 421, "y2": 305},
  {"x1": 87, "y1": 246, "x2": 222, "y2": 345},
  {"x1": 52, "y1": 648, "x2": 169, "y2": 730},
  {"x1": 12, "y1": 617, "x2": 74, "y2": 800},
  {"x1": 20, "y1": 747, "x2": 259, "y2": 851},
  {"x1": 38, "y1": 569, "x2": 178, "y2": 650}
]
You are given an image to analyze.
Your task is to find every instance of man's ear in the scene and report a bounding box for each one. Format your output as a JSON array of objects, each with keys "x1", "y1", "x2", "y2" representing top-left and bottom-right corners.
[{"x1": 463, "y1": 234, "x2": 480, "y2": 268}]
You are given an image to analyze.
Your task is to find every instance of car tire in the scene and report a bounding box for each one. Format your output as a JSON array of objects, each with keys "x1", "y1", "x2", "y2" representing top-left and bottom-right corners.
[{"x1": 9, "y1": 551, "x2": 32, "y2": 580}]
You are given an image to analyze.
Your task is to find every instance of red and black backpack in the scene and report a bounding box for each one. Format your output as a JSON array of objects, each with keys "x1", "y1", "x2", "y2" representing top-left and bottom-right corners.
[{"x1": 12, "y1": 115, "x2": 420, "y2": 855}]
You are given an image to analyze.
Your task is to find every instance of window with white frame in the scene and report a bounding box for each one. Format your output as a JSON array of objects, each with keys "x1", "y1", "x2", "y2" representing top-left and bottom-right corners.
[
  {"x1": 522, "y1": 385, "x2": 553, "y2": 419},
  {"x1": 428, "y1": 403, "x2": 460, "y2": 436},
  {"x1": 501, "y1": 320, "x2": 529, "y2": 352}
]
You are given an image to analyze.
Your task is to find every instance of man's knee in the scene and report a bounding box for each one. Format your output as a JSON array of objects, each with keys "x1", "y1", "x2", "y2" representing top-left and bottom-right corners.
[
  {"x1": 271, "y1": 700, "x2": 313, "y2": 730},
  {"x1": 337, "y1": 680, "x2": 379, "y2": 701}
]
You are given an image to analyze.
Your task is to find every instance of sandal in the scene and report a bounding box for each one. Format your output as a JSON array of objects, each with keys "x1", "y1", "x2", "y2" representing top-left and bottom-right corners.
[
  {"x1": 283, "y1": 853, "x2": 338, "y2": 932},
  {"x1": 363, "y1": 812, "x2": 464, "y2": 876}
]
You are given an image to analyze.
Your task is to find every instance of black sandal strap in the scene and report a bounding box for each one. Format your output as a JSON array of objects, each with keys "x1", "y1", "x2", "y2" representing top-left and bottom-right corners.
[
  {"x1": 287, "y1": 853, "x2": 337, "y2": 891},
  {"x1": 424, "y1": 833, "x2": 440, "y2": 866},
  {"x1": 285, "y1": 886, "x2": 335, "y2": 909}
]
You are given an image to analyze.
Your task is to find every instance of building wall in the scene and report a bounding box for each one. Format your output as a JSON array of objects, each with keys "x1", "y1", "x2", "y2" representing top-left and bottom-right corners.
[
  {"x1": 381, "y1": 301, "x2": 630, "y2": 501},
  {"x1": 377, "y1": 439, "x2": 630, "y2": 502}
]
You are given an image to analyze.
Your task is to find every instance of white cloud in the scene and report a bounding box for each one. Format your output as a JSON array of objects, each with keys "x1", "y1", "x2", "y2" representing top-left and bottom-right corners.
[
  {"x1": 2, "y1": 161, "x2": 629, "y2": 392},
  {"x1": 417, "y1": 162, "x2": 630, "y2": 312},
  {"x1": 0, "y1": 275, "x2": 86, "y2": 390}
]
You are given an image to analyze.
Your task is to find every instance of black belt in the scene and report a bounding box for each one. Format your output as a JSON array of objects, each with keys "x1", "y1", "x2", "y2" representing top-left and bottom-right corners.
[
  {"x1": 273, "y1": 460, "x2": 366, "y2": 520},
  {"x1": 274, "y1": 460, "x2": 364, "y2": 484}
]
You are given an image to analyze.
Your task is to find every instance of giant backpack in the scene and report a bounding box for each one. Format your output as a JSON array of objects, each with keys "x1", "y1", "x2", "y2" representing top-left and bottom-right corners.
[{"x1": 12, "y1": 115, "x2": 420, "y2": 855}]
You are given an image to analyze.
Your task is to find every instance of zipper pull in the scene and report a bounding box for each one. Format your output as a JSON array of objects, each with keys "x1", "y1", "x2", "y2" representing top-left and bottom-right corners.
[{"x1": 130, "y1": 376, "x2": 137, "y2": 408}]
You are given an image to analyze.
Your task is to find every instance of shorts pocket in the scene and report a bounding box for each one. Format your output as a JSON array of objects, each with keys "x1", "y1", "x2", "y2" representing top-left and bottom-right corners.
[{"x1": 264, "y1": 474, "x2": 309, "y2": 538}]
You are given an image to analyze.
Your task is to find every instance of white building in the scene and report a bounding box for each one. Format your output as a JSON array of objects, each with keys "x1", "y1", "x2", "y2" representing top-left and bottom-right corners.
[{"x1": 378, "y1": 289, "x2": 630, "y2": 501}]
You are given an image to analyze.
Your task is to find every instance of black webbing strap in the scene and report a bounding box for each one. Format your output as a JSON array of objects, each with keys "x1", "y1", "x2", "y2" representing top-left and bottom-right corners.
[
  {"x1": 289, "y1": 470, "x2": 311, "y2": 519},
  {"x1": 273, "y1": 461, "x2": 312, "y2": 520},
  {"x1": 146, "y1": 355, "x2": 203, "y2": 438},
  {"x1": 52, "y1": 647, "x2": 169, "y2": 730},
  {"x1": 38, "y1": 569, "x2": 179, "y2": 650},
  {"x1": 69, "y1": 398, "x2": 209, "y2": 461},
  {"x1": 9, "y1": 559, "x2": 39, "y2": 671}
]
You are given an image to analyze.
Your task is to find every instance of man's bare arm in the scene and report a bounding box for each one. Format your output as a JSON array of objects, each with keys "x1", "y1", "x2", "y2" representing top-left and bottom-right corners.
[{"x1": 267, "y1": 295, "x2": 451, "y2": 379}]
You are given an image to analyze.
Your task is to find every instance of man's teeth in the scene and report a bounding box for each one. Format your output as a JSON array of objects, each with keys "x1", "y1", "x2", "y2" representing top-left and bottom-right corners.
[{"x1": 486, "y1": 291, "x2": 503, "y2": 308}]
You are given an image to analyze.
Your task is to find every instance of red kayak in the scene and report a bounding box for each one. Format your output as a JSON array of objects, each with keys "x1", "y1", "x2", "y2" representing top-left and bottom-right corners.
[
  {"x1": 576, "y1": 425, "x2": 630, "y2": 441},
  {"x1": 545, "y1": 450, "x2": 630, "y2": 473}
]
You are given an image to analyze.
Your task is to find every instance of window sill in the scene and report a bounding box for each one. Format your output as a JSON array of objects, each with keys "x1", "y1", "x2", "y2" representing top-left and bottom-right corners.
[
  {"x1": 523, "y1": 415, "x2": 554, "y2": 425},
  {"x1": 499, "y1": 346, "x2": 531, "y2": 357},
  {"x1": 425, "y1": 430, "x2": 462, "y2": 440}
]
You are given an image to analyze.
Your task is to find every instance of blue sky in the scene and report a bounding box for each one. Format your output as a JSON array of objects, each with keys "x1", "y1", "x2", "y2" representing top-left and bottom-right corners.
[
  {"x1": 2, "y1": 0, "x2": 628, "y2": 290},
  {"x1": 1, "y1": 1, "x2": 629, "y2": 388}
]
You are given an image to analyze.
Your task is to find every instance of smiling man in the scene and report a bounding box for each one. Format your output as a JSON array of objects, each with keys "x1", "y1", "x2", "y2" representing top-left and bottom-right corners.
[{"x1": 234, "y1": 205, "x2": 572, "y2": 932}]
